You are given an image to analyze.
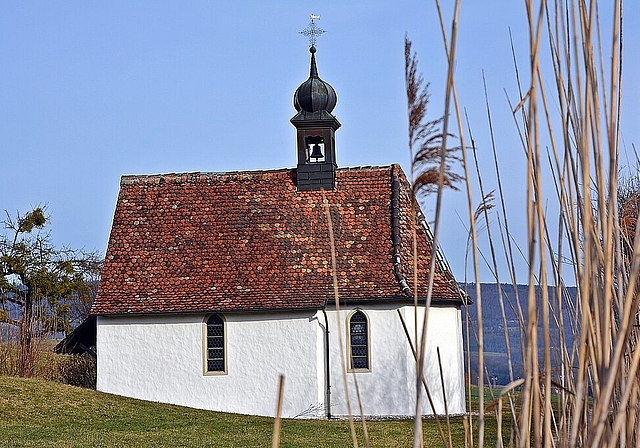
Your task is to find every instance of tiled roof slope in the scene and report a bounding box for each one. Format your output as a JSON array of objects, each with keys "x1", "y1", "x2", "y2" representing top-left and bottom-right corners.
[{"x1": 91, "y1": 164, "x2": 462, "y2": 315}]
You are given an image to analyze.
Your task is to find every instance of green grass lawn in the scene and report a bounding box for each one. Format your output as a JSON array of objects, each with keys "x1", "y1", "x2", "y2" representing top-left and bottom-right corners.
[{"x1": 0, "y1": 376, "x2": 502, "y2": 447}]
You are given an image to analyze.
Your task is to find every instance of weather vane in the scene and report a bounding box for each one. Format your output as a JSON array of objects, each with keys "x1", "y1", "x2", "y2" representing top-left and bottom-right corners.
[{"x1": 300, "y1": 13, "x2": 326, "y2": 48}]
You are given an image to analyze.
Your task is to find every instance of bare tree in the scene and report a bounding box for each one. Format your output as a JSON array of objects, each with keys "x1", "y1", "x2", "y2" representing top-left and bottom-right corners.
[{"x1": 0, "y1": 208, "x2": 101, "y2": 377}]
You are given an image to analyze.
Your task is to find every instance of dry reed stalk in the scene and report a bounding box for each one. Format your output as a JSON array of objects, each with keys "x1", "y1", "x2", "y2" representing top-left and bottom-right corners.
[
  {"x1": 511, "y1": 1, "x2": 629, "y2": 446},
  {"x1": 467, "y1": 104, "x2": 523, "y2": 405},
  {"x1": 463, "y1": 415, "x2": 471, "y2": 448},
  {"x1": 271, "y1": 374, "x2": 284, "y2": 448},
  {"x1": 478, "y1": 73, "x2": 529, "y2": 427},
  {"x1": 410, "y1": 204, "x2": 422, "y2": 447},
  {"x1": 416, "y1": 0, "x2": 635, "y2": 445},
  {"x1": 425, "y1": 0, "x2": 635, "y2": 446},
  {"x1": 496, "y1": 396, "x2": 504, "y2": 448},
  {"x1": 405, "y1": 2, "x2": 467, "y2": 447},
  {"x1": 478, "y1": 73, "x2": 517, "y2": 387},
  {"x1": 397, "y1": 310, "x2": 448, "y2": 446},
  {"x1": 322, "y1": 193, "x2": 360, "y2": 448},
  {"x1": 405, "y1": 36, "x2": 425, "y2": 447},
  {"x1": 437, "y1": 347, "x2": 453, "y2": 448},
  {"x1": 432, "y1": 1, "x2": 484, "y2": 446},
  {"x1": 351, "y1": 373, "x2": 371, "y2": 447}
]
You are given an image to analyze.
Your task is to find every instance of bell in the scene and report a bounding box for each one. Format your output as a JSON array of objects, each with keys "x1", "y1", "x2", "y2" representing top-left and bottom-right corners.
[{"x1": 310, "y1": 144, "x2": 324, "y2": 160}]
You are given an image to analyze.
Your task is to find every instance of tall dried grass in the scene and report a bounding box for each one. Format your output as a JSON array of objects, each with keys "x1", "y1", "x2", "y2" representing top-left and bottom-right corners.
[{"x1": 417, "y1": 0, "x2": 637, "y2": 447}]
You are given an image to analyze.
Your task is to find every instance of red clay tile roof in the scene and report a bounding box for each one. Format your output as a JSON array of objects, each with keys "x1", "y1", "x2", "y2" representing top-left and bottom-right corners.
[{"x1": 91, "y1": 164, "x2": 461, "y2": 315}]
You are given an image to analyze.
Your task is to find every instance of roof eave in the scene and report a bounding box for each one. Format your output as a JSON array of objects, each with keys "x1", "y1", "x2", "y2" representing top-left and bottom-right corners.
[{"x1": 90, "y1": 303, "x2": 327, "y2": 318}]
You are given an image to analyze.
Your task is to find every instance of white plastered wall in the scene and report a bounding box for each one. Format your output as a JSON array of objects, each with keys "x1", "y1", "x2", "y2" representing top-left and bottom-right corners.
[
  {"x1": 96, "y1": 303, "x2": 464, "y2": 418},
  {"x1": 96, "y1": 311, "x2": 324, "y2": 418},
  {"x1": 326, "y1": 303, "x2": 465, "y2": 417}
]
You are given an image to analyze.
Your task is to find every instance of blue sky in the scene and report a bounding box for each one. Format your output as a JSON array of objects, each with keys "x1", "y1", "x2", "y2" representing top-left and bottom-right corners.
[{"x1": 2, "y1": 1, "x2": 639, "y2": 283}]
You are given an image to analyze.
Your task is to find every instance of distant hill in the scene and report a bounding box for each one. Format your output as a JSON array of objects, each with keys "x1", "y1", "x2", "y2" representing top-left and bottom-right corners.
[{"x1": 460, "y1": 283, "x2": 577, "y2": 386}]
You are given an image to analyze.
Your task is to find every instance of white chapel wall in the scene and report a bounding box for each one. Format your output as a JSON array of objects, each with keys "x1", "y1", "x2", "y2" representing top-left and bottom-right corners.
[
  {"x1": 326, "y1": 303, "x2": 465, "y2": 417},
  {"x1": 96, "y1": 303, "x2": 464, "y2": 418},
  {"x1": 408, "y1": 304, "x2": 466, "y2": 415},
  {"x1": 96, "y1": 311, "x2": 324, "y2": 418}
]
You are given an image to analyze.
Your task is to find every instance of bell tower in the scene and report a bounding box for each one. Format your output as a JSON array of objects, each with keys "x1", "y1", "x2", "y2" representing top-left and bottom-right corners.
[{"x1": 291, "y1": 16, "x2": 341, "y2": 191}]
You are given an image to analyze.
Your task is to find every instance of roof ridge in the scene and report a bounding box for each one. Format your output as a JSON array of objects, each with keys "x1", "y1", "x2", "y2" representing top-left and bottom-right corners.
[
  {"x1": 120, "y1": 165, "x2": 402, "y2": 186},
  {"x1": 337, "y1": 164, "x2": 394, "y2": 171},
  {"x1": 120, "y1": 168, "x2": 295, "y2": 184}
]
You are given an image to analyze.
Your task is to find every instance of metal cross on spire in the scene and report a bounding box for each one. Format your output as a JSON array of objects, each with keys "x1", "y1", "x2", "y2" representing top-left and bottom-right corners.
[{"x1": 300, "y1": 14, "x2": 326, "y2": 48}]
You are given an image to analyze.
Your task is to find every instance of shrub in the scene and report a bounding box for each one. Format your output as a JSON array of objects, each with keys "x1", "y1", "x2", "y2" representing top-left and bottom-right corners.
[
  {"x1": 51, "y1": 354, "x2": 97, "y2": 389},
  {"x1": 0, "y1": 337, "x2": 57, "y2": 378}
]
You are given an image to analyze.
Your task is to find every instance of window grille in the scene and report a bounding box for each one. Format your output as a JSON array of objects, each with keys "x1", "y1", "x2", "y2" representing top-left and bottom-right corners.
[
  {"x1": 206, "y1": 314, "x2": 225, "y2": 372},
  {"x1": 349, "y1": 311, "x2": 369, "y2": 370}
]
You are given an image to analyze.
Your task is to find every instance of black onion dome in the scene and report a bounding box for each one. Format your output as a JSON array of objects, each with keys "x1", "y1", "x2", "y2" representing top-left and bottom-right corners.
[{"x1": 293, "y1": 46, "x2": 337, "y2": 114}]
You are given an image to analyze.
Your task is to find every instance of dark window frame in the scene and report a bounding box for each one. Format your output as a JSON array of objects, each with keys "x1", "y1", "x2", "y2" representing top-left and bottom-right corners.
[
  {"x1": 204, "y1": 314, "x2": 227, "y2": 375},
  {"x1": 348, "y1": 310, "x2": 371, "y2": 372}
]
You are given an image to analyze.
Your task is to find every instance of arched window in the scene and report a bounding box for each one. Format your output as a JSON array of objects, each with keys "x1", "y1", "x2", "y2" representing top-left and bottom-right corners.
[
  {"x1": 206, "y1": 314, "x2": 226, "y2": 373},
  {"x1": 349, "y1": 310, "x2": 370, "y2": 371}
]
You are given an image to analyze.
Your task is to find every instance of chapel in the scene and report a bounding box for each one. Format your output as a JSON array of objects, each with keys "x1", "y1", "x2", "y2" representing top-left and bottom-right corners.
[{"x1": 81, "y1": 26, "x2": 465, "y2": 418}]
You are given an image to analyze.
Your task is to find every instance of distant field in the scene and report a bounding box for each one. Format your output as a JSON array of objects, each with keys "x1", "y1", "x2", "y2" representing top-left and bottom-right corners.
[
  {"x1": 477, "y1": 351, "x2": 508, "y2": 358},
  {"x1": 0, "y1": 376, "x2": 505, "y2": 447}
]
